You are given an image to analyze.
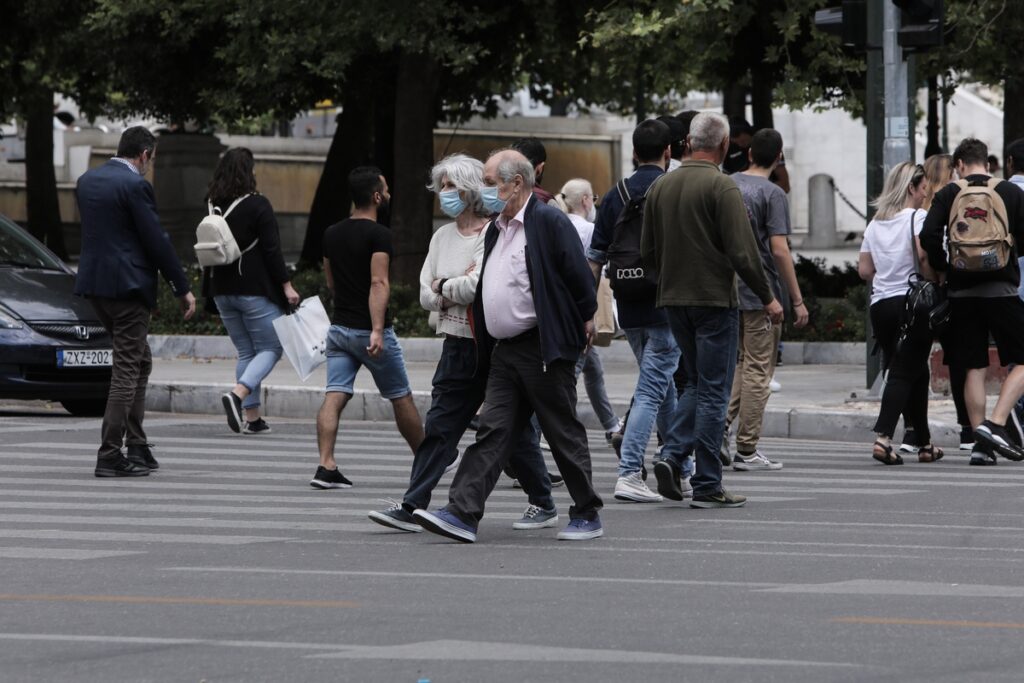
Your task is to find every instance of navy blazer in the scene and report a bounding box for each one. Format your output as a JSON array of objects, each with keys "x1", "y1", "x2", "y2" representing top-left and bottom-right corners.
[
  {"x1": 74, "y1": 160, "x2": 190, "y2": 308},
  {"x1": 471, "y1": 195, "x2": 597, "y2": 371}
]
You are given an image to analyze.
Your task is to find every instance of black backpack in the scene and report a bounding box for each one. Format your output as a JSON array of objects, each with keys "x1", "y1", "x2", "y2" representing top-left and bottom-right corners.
[{"x1": 606, "y1": 179, "x2": 658, "y2": 300}]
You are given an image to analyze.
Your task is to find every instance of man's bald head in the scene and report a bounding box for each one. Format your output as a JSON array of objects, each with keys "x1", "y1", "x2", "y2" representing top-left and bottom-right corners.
[{"x1": 484, "y1": 149, "x2": 535, "y2": 189}]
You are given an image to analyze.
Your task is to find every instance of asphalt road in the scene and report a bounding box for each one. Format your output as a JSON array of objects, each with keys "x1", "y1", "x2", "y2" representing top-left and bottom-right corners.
[{"x1": 2, "y1": 406, "x2": 1024, "y2": 682}]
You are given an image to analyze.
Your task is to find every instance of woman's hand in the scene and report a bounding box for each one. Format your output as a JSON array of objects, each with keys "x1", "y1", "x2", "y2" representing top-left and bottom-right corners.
[{"x1": 283, "y1": 281, "x2": 301, "y2": 307}]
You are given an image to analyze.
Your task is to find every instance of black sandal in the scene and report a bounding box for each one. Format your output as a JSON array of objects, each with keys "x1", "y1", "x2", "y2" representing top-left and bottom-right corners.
[
  {"x1": 872, "y1": 439, "x2": 903, "y2": 465},
  {"x1": 918, "y1": 444, "x2": 944, "y2": 463}
]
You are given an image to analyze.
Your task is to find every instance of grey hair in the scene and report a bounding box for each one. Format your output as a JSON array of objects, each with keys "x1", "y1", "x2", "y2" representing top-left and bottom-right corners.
[
  {"x1": 870, "y1": 161, "x2": 924, "y2": 220},
  {"x1": 553, "y1": 178, "x2": 593, "y2": 214},
  {"x1": 688, "y1": 112, "x2": 730, "y2": 153},
  {"x1": 494, "y1": 150, "x2": 535, "y2": 188},
  {"x1": 426, "y1": 153, "x2": 487, "y2": 216}
]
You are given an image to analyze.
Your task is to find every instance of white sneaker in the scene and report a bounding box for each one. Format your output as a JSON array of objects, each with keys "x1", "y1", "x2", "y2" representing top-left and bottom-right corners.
[
  {"x1": 769, "y1": 378, "x2": 781, "y2": 392},
  {"x1": 444, "y1": 450, "x2": 462, "y2": 475},
  {"x1": 733, "y1": 450, "x2": 783, "y2": 471},
  {"x1": 681, "y1": 476, "x2": 693, "y2": 499},
  {"x1": 614, "y1": 472, "x2": 663, "y2": 503}
]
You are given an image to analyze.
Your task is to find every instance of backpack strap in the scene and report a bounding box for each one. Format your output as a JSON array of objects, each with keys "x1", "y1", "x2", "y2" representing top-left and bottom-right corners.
[
  {"x1": 222, "y1": 193, "x2": 253, "y2": 218},
  {"x1": 615, "y1": 179, "x2": 631, "y2": 205}
]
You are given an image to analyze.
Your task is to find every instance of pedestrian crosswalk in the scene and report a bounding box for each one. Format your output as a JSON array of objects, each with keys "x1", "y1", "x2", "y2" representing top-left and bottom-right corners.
[{"x1": 0, "y1": 414, "x2": 1022, "y2": 564}]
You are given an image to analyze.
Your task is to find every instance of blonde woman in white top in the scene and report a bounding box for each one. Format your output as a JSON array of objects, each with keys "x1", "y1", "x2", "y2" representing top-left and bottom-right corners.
[
  {"x1": 368, "y1": 154, "x2": 558, "y2": 532},
  {"x1": 859, "y1": 161, "x2": 942, "y2": 465},
  {"x1": 553, "y1": 179, "x2": 623, "y2": 441}
]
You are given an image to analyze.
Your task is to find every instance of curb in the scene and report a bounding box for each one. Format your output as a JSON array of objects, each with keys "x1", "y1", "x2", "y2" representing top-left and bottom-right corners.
[{"x1": 145, "y1": 380, "x2": 962, "y2": 446}]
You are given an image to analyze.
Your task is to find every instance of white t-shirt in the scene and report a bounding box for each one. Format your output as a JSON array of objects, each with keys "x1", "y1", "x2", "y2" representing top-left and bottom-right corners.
[
  {"x1": 860, "y1": 207, "x2": 927, "y2": 305},
  {"x1": 567, "y1": 213, "x2": 594, "y2": 252}
]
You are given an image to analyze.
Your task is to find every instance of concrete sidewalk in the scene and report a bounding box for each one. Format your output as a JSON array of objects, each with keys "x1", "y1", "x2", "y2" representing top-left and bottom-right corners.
[{"x1": 146, "y1": 338, "x2": 966, "y2": 449}]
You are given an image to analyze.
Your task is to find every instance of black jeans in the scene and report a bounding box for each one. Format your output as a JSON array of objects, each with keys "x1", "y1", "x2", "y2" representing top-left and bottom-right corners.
[
  {"x1": 90, "y1": 297, "x2": 152, "y2": 459},
  {"x1": 447, "y1": 332, "x2": 603, "y2": 524},
  {"x1": 870, "y1": 296, "x2": 932, "y2": 443},
  {"x1": 404, "y1": 336, "x2": 553, "y2": 513}
]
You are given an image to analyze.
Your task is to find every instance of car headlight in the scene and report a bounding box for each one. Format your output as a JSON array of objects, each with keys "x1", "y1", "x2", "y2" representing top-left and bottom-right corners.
[{"x1": 0, "y1": 303, "x2": 23, "y2": 329}]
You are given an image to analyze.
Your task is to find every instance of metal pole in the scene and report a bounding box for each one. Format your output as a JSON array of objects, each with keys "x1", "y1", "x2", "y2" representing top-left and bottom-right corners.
[
  {"x1": 882, "y1": 3, "x2": 911, "y2": 173},
  {"x1": 865, "y1": 0, "x2": 884, "y2": 390}
]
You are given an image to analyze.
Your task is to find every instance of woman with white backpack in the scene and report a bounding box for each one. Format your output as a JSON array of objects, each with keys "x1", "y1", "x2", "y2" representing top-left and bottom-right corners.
[{"x1": 201, "y1": 147, "x2": 300, "y2": 434}]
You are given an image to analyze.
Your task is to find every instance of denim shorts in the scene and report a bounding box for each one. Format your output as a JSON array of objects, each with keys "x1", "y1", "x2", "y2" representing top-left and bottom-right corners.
[{"x1": 325, "y1": 325, "x2": 411, "y2": 399}]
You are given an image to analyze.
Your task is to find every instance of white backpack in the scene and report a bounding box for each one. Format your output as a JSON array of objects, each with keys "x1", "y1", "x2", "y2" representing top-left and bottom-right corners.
[{"x1": 194, "y1": 194, "x2": 256, "y2": 270}]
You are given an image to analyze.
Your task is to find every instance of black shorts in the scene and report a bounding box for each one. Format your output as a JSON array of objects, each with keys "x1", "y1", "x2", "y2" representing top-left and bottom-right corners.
[{"x1": 946, "y1": 296, "x2": 1024, "y2": 369}]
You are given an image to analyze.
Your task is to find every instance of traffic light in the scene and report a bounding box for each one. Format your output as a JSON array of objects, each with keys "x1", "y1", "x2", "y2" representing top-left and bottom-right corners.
[
  {"x1": 814, "y1": 0, "x2": 867, "y2": 50},
  {"x1": 893, "y1": 0, "x2": 944, "y2": 48}
]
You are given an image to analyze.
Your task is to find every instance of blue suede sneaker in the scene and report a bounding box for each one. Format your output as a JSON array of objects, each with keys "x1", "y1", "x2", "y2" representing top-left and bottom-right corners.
[
  {"x1": 556, "y1": 516, "x2": 603, "y2": 541},
  {"x1": 412, "y1": 508, "x2": 477, "y2": 543}
]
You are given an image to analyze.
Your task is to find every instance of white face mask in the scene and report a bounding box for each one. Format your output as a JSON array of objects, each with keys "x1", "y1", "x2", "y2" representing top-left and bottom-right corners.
[{"x1": 586, "y1": 205, "x2": 597, "y2": 222}]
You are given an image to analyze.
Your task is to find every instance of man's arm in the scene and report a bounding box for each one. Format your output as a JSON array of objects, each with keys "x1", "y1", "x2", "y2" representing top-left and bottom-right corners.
[
  {"x1": 585, "y1": 187, "x2": 621, "y2": 270},
  {"x1": 322, "y1": 257, "x2": 335, "y2": 294},
  {"x1": 769, "y1": 236, "x2": 808, "y2": 327},
  {"x1": 128, "y1": 180, "x2": 194, "y2": 317},
  {"x1": 367, "y1": 252, "x2": 390, "y2": 358},
  {"x1": 920, "y1": 190, "x2": 951, "y2": 273}
]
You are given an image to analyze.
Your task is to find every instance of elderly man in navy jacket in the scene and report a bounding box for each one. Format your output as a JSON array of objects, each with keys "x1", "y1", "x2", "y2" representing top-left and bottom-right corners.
[
  {"x1": 414, "y1": 149, "x2": 604, "y2": 543},
  {"x1": 74, "y1": 126, "x2": 195, "y2": 477}
]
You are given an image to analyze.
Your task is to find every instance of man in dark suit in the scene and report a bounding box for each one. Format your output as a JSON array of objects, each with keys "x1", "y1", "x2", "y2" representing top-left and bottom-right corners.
[{"x1": 74, "y1": 126, "x2": 196, "y2": 477}]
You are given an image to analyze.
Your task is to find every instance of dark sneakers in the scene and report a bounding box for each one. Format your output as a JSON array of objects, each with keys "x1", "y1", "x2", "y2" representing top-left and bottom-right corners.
[
  {"x1": 368, "y1": 504, "x2": 422, "y2": 532},
  {"x1": 969, "y1": 442, "x2": 997, "y2": 466},
  {"x1": 959, "y1": 425, "x2": 975, "y2": 451},
  {"x1": 126, "y1": 443, "x2": 158, "y2": 470},
  {"x1": 221, "y1": 392, "x2": 244, "y2": 434},
  {"x1": 242, "y1": 418, "x2": 272, "y2": 435},
  {"x1": 975, "y1": 420, "x2": 1024, "y2": 462},
  {"x1": 653, "y1": 459, "x2": 684, "y2": 501},
  {"x1": 310, "y1": 466, "x2": 353, "y2": 489},
  {"x1": 413, "y1": 508, "x2": 478, "y2": 543},
  {"x1": 690, "y1": 489, "x2": 747, "y2": 509},
  {"x1": 95, "y1": 455, "x2": 150, "y2": 478}
]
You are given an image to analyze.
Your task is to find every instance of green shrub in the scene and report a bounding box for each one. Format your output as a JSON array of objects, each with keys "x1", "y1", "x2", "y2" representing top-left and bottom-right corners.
[
  {"x1": 782, "y1": 255, "x2": 869, "y2": 342},
  {"x1": 151, "y1": 265, "x2": 434, "y2": 337}
]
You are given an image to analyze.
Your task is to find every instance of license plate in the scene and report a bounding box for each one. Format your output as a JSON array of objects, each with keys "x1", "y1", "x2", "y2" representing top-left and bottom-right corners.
[{"x1": 57, "y1": 349, "x2": 113, "y2": 367}]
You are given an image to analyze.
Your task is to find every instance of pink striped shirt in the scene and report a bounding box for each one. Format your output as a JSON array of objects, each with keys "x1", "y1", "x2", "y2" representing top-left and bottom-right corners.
[{"x1": 482, "y1": 198, "x2": 537, "y2": 339}]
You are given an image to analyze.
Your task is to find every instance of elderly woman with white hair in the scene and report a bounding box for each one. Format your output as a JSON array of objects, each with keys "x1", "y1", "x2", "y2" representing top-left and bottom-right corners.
[
  {"x1": 553, "y1": 178, "x2": 623, "y2": 443},
  {"x1": 368, "y1": 153, "x2": 557, "y2": 532}
]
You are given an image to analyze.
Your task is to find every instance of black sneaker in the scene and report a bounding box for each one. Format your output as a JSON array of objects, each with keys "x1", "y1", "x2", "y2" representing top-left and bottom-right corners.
[
  {"x1": 975, "y1": 420, "x2": 1024, "y2": 461},
  {"x1": 898, "y1": 428, "x2": 920, "y2": 454},
  {"x1": 222, "y1": 392, "x2": 243, "y2": 434},
  {"x1": 550, "y1": 472, "x2": 564, "y2": 488},
  {"x1": 776, "y1": 349, "x2": 783, "y2": 367},
  {"x1": 242, "y1": 418, "x2": 272, "y2": 435},
  {"x1": 95, "y1": 455, "x2": 151, "y2": 478},
  {"x1": 653, "y1": 459, "x2": 684, "y2": 501},
  {"x1": 690, "y1": 489, "x2": 747, "y2": 509},
  {"x1": 969, "y1": 442, "x2": 997, "y2": 466},
  {"x1": 959, "y1": 425, "x2": 975, "y2": 451},
  {"x1": 368, "y1": 503, "x2": 422, "y2": 532},
  {"x1": 125, "y1": 443, "x2": 158, "y2": 470},
  {"x1": 310, "y1": 466, "x2": 353, "y2": 489}
]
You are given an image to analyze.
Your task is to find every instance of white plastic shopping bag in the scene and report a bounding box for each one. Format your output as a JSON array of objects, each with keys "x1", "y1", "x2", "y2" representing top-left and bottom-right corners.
[{"x1": 273, "y1": 296, "x2": 330, "y2": 382}]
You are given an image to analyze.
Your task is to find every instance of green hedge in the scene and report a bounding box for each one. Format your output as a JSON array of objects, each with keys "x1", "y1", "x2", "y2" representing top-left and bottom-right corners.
[{"x1": 150, "y1": 265, "x2": 434, "y2": 337}]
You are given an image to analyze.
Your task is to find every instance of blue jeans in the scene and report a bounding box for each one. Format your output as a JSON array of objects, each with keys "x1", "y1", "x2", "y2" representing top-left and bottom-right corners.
[
  {"x1": 619, "y1": 324, "x2": 687, "y2": 477},
  {"x1": 325, "y1": 326, "x2": 411, "y2": 399},
  {"x1": 574, "y1": 348, "x2": 619, "y2": 432},
  {"x1": 666, "y1": 307, "x2": 739, "y2": 497},
  {"x1": 215, "y1": 295, "x2": 285, "y2": 410},
  {"x1": 404, "y1": 337, "x2": 553, "y2": 512}
]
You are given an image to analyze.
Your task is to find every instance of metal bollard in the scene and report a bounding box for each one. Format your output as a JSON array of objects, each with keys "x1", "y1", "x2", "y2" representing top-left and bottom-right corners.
[{"x1": 806, "y1": 173, "x2": 838, "y2": 248}]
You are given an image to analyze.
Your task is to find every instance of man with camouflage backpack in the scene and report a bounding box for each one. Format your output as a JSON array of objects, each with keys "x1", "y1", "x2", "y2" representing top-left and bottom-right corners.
[{"x1": 921, "y1": 138, "x2": 1024, "y2": 465}]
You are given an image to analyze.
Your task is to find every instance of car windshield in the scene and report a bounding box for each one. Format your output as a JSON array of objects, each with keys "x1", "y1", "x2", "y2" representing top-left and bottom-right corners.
[{"x1": 0, "y1": 214, "x2": 65, "y2": 271}]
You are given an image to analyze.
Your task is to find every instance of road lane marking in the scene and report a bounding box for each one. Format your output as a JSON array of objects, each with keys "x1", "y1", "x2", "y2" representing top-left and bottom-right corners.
[
  {"x1": 0, "y1": 548, "x2": 143, "y2": 560},
  {"x1": 834, "y1": 617, "x2": 1024, "y2": 630},
  {"x1": 0, "y1": 594, "x2": 359, "y2": 608},
  {"x1": 0, "y1": 529, "x2": 289, "y2": 545}
]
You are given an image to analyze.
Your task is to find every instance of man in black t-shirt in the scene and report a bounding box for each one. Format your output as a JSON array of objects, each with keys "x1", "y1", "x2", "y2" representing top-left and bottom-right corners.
[
  {"x1": 310, "y1": 167, "x2": 425, "y2": 489},
  {"x1": 920, "y1": 138, "x2": 1024, "y2": 465}
]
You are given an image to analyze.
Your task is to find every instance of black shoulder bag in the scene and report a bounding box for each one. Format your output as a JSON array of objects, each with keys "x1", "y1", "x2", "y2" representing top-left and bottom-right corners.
[{"x1": 899, "y1": 212, "x2": 949, "y2": 344}]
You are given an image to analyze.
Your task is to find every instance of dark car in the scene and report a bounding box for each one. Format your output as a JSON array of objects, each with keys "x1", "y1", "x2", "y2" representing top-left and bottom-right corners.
[{"x1": 0, "y1": 213, "x2": 111, "y2": 415}]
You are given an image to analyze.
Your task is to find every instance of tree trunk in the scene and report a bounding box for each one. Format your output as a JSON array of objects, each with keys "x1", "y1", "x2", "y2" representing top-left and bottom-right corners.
[
  {"x1": 24, "y1": 89, "x2": 67, "y2": 260},
  {"x1": 750, "y1": 70, "x2": 774, "y2": 129},
  {"x1": 299, "y1": 87, "x2": 373, "y2": 268},
  {"x1": 1004, "y1": 73, "x2": 1024, "y2": 167},
  {"x1": 722, "y1": 82, "x2": 747, "y2": 122},
  {"x1": 389, "y1": 50, "x2": 441, "y2": 288}
]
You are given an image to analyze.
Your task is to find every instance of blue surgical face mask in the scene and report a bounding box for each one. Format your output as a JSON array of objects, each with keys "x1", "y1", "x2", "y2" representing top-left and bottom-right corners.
[
  {"x1": 439, "y1": 190, "x2": 466, "y2": 218},
  {"x1": 480, "y1": 185, "x2": 507, "y2": 215}
]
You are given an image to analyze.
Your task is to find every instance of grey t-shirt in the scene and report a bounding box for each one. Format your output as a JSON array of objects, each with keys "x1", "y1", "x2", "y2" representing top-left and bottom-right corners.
[{"x1": 733, "y1": 173, "x2": 791, "y2": 310}]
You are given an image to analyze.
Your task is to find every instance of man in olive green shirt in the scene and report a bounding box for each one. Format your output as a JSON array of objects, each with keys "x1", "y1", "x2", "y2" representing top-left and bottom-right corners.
[{"x1": 641, "y1": 111, "x2": 783, "y2": 509}]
